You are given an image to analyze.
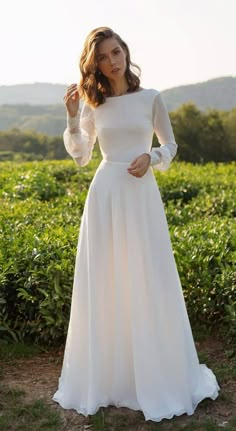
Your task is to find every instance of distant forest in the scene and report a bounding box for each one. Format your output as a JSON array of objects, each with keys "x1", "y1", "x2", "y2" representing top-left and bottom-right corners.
[
  {"x1": 0, "y1": 102, "x2": 235, "y2": 163},
  {"x1": 0, "y1": 104, "x2": 66, "y2": 137}
]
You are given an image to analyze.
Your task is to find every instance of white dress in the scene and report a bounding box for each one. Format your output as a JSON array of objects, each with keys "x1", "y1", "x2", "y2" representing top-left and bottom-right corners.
[{"x1": 52, "y1": 88, "x2": 220, "y2": 422}]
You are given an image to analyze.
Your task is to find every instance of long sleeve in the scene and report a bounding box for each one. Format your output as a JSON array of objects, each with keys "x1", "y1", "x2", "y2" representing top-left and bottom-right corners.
[
  {"x1": 63, "y1": 102, "x2": 97, "y2": 166},
  {"x1": 146, "y1": 92, "x2": 177, "y2": 171}
]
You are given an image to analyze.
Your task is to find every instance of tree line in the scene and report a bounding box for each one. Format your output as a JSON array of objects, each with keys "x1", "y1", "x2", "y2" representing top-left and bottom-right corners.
[{"x1": 0, "y1": 102, "x2": 235, "y2": 163}]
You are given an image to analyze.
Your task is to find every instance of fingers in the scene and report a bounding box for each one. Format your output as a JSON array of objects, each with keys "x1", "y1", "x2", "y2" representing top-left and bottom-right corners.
[
  {"x1": 63, "y1": 83, "x2": 79, "y2": 104},
  {"x1": 68, "y1": 83, "x2": 78, "y2": 90},
  {"x1": 128, "y1": 154, "x2": 150, "y2": 177},
  {"x1": 128, "y1": 159, "x2": 142, "y2": 172},
  {"x1": 128, "y1": 164, "x2": 145, "y2": 177},
  {"x1": 129, "y1": 169, "x2": 145, "y2": 177},
  {"x1": 128, "y1": 157, "x2": 139, "y2": 167},
  {"x1": 128, "y1": 160, "x2": 141, "y2": 173},
  {"x1": 63, "y1": 89, "x2": 77, "y2": 102}
]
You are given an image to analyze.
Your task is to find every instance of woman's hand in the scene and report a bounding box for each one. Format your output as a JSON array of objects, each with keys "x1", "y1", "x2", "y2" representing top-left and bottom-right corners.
[
  {"x1": 63, "y1": 83, "x2": 80, "y2": 117},
  {"x1": 127, "y1": 153, "x2": 151, "y2": 177}
]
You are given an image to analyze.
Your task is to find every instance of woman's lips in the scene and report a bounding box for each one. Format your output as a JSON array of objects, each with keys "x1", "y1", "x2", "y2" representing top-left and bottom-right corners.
[{"x1": 112, "y1": 68, "x2": 120, "y2": 73}]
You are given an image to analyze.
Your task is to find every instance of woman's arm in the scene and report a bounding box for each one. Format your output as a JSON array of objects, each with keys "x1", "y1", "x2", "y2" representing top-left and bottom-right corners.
[
  {"x1": 146, "y1": 92, "x2": 177, "y2": 171},
  {"x1": 64, "y1": 102, "x2": 97, "y2": 166}
]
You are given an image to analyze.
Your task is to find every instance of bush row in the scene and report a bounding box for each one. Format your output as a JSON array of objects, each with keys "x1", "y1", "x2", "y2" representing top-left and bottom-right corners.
[{"x1": 0, "y1": 160, "x2": 235, "y2": 345}]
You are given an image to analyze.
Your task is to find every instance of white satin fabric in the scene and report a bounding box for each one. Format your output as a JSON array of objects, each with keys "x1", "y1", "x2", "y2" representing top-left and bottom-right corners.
[
  {"x1": 52, "y1": 89, "x2": 220, "y2": 422},
  {"x1": 63, "y1": 88, "x2": 177, "y2": 170}
]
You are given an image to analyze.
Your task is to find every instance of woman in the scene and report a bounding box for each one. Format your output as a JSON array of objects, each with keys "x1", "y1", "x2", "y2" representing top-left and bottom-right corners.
[{"x1": 52, "y1": 27, "x2": 220, "y2": 422}]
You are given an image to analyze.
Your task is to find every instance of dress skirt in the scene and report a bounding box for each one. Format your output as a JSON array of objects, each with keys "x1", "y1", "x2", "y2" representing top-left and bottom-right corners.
[{"x1": 52, "y1": 159, "x2": 220, "y2": 422}]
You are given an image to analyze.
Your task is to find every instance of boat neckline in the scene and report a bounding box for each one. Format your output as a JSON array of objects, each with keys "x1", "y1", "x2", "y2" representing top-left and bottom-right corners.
[{"x1": 106, "y1": 88, "x2": 146, "y2": 99}]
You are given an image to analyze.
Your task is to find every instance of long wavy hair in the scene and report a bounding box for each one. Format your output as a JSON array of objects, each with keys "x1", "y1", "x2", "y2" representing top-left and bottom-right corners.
[{"x1": 78, "y1": 27, "x2": 141, "y2": 107}]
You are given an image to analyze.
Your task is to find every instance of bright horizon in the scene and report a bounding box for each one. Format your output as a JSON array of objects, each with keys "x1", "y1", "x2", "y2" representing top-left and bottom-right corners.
[{"x1": 1, "y1": 0, "x2": 236, "y2": 91}]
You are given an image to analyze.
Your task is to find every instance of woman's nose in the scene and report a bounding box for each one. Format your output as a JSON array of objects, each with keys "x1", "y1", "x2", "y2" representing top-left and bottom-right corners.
[{"x1": 108, "y1": 56, "x2": 116, "y2": 65}]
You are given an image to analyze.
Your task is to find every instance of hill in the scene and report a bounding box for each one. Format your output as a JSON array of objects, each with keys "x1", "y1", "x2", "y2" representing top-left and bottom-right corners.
[
  {"x1": 0, "y1": 82, "x2": 66, "y2": 105},
  {"x1": 0, "y1": 77, "x2": 235, "y2": 136},
  {"x1": 162, "y1": 76, "x2": 236, "y2": 111},
  {"x1": 0, "y1": 104, "x2": 66, "y2": 136}
]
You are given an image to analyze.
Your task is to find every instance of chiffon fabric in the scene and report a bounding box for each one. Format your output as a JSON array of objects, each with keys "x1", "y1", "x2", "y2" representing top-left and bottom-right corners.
[{"x1": 52, "y1": 88, "x2": 220, "y2": 422}]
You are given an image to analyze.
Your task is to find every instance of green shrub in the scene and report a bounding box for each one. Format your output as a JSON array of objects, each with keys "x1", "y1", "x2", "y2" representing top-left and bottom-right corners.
[
  {"x1": 170, "y1": 217, "x2": 235, "y2": 335},
  {"x1": 0, "y1": 160, "x2": 235, "y2": 345}
]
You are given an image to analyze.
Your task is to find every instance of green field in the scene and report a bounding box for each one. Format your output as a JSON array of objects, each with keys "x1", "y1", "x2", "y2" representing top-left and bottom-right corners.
[{"x1": 0, "y1": 159, "x2": 235, "y2": 345}]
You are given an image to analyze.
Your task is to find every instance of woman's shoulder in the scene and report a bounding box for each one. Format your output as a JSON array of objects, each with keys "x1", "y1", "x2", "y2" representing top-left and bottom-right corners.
[
  {"x1": 140, "y1": 87, "x2": 160, "y2": 96},
  {"x1": 139, "y1": 87, "x2": 161, "y2": 102}
]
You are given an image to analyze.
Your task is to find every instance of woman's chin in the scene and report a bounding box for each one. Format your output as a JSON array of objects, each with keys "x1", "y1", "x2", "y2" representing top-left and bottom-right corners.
[{"x1": 109, "y1": 71, "x2": 125, "y2": 81}]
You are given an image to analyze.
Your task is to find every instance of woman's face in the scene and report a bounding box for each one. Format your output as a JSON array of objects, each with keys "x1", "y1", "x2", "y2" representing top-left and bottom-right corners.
[{"x1": 96, "y1": 37, "x2": 127, "y2": 81}]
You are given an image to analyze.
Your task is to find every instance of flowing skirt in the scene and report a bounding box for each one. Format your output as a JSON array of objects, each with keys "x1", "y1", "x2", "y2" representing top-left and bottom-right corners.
[{"x1": 52, "y1": 159, "x2": 220, "y2": 422}]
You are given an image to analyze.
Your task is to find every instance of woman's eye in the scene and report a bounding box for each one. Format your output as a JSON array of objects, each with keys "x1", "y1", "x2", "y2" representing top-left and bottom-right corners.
[
  {"x1": 114, "y1": 50, "x2": 120, "y2": 55},
  {"x1": 99, "y1": 56, "x2": 105, "y2": 61}
]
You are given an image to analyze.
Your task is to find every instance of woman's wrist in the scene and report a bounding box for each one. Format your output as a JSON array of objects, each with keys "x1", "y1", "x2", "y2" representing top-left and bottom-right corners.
[
  {"x1": 143, "y1": 153, "x2": 151, "y2": 165},
  {"x1": 144, "y1": 151, "x2": 161, "y2": 166},
  {"x1": 67, "y1": 110, "x2": 80, "y2": 132}
]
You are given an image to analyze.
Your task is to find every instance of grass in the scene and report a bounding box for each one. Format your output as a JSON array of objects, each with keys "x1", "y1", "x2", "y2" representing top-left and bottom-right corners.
[
  {"x1": 0, "y1": 340, "x2": 47, "y2": 361},
  {"x1": 0, "y1": 382, "x2": 236, "y2": 430},
  {"x1": 0, "y1": 385, "x2": 62, "y2": 431},
  {"x1": 0, "y1": 339, "x2": 236, "y2": 431},
  {"x1": 198, "y1": 348, "x2": 236, "y2": 384},
  {"x1": 82, "y1": 410, "x2": 236, "y2": 431}
]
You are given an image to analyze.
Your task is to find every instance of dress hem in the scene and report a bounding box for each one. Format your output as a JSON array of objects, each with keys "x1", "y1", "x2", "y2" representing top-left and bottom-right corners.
[{"x1": 52, "y1": 385, "x2": 220, "y2": 423}]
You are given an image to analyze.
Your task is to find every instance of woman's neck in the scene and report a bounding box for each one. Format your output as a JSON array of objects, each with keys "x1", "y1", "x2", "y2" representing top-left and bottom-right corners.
[{"x1": 109, "y1": 78, "x2": 129, "y2": 96}]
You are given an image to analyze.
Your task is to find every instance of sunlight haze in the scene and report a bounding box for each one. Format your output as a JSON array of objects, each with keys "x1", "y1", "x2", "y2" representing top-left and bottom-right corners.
[{"x1": 1, "y1": 0, "x2": 235, "y2": 91}]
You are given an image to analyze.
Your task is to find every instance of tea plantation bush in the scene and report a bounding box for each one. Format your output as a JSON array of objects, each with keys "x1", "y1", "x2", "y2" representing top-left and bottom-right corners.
[{"x1": 0, "y1": 159, "x2": 235, "y2": 345}]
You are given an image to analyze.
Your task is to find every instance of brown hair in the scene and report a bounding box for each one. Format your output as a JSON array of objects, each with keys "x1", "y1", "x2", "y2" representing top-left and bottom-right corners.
[{"x1": 78, "y1": 27, "x2": 141, "y2": 107}]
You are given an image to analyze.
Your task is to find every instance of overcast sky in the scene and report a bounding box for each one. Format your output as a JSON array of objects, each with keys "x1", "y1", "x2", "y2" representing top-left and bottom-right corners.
[{"x1": 1, "y1": 0, "x2": 235, "y2": 91}]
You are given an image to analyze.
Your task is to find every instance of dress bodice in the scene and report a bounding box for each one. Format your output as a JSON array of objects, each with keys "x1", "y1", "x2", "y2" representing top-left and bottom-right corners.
[
  {"x1": 64, "y1": 88, "x2": 177, "y2": 171},
  {"x1": 94, "y1": 89, "x2": 157, "y2": 163}
]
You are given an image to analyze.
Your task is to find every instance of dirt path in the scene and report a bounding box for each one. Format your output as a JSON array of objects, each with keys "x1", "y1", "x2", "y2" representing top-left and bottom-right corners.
[{"x1": 1, "y1": 336, "x2": 235, "y2": 430}]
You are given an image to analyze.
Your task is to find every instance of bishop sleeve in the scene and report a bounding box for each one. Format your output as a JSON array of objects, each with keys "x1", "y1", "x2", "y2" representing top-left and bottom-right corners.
[
  {"x1": 146, "y1": 92, "x2": 177, "y2": 171},
  {"x1": 63, "y1": 102, "x2": 97, "y2": 166}
]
